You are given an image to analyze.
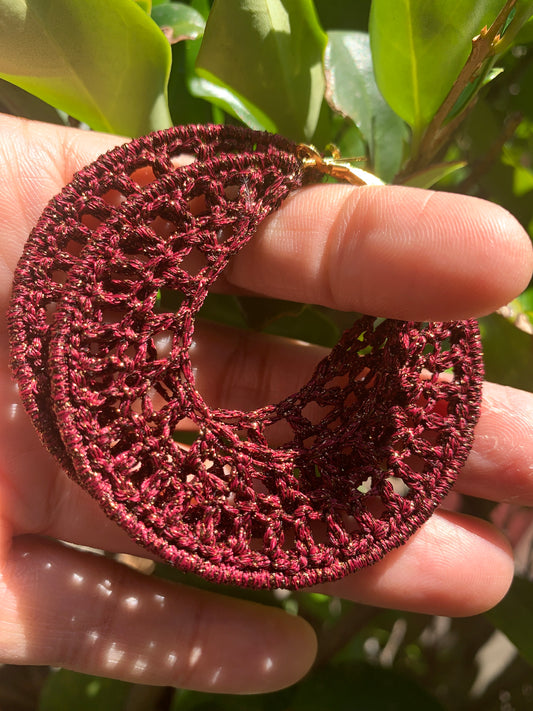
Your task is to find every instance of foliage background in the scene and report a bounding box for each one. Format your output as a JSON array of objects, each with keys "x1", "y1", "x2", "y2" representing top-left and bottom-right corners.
[{"x1": 1, "y1": 0, "x2": 533, "y2": 709}]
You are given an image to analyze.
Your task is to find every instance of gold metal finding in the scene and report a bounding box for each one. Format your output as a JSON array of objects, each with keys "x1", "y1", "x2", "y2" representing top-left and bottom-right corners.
[{"x1": 296, "y1": 144, "x2": 382, "y2": 186}]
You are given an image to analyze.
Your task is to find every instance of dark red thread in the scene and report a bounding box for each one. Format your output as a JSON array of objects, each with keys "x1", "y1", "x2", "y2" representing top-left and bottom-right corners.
[
  {"x1": 8, "y1": 125, "x2": 484, "y2": 589},
  {"x1": 8, "y1": 124, "x2": 295, "y2": 465}
]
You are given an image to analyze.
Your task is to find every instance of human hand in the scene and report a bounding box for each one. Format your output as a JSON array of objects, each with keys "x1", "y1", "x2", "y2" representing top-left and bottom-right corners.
[{"x1": 0, "y1": 114, "x2": 532, "y2": 693}]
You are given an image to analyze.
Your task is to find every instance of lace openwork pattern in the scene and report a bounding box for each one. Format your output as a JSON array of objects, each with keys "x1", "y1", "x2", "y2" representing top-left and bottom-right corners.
[{"x1": 8, "y1": 124, "x2": 483, "y2": 589}]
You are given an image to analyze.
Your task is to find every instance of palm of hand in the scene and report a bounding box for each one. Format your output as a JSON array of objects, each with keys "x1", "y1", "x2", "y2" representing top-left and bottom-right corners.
[{"x1": 0, "y1": 114, "x2": 531, "y2": 693}]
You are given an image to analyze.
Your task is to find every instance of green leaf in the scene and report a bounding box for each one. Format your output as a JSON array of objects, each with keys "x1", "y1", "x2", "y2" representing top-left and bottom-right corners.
[
  {"x1": 515, "y1": 286, "x2": 533, "y2": 313},
  {"x1": 513, "y1": 164, "x2": 533, "y2": 196},
  {"x1": 486, "y1": 576, "x2": 533, "y2": 666},
  {"x1": 0, "y1": 77, "x2": 67, "y2": 124},
  {"x1": 479, "y1": 313, "x2": 533, "y2": 391},
  {"x1": 39, "y1": 670, "x2": 130, "y2": 711},
  {"x1": 262, "y1": 304, "x2": 340, "y2": 347},
  {"x1": 166, "y1": 18, "x2": 214, "y2": 126},
  {"x1": 401, "y1": 160, "x2": 466, "y2": 188},
  {"x1": 286, "y1": 663, "x2": 446, "y2": 710},
  {"x1": 238, "y1": 296, "x2": 306, "y2": 330},
  {"x1": 314, "y1": 0, "x2": 371, "y2": 32},
  {"x1": 325, "y1": 30, "x2": 407, "y2": 181},
  {"x1": 189, "y1": 71, "x2": 278, "y2": 131},
  {"x1": 369, "y1": 0, "x2": 506, "y2": 133},
  {"x1": 512, "y1": 13, "x2": 533, "y2": 45},
  {"x1": 190, "y1": 0, "x2": 211, "y2": 20},
  {"x1": 178, "y1": 18, "x2": 275, "y2": 129},
  {"x1": 170, "y1": 662, "x2": 445, "y2": 710},
  {"x1": 198, "y1": 293, "x2": 248, "y2": 329},
  {"x1": 134, "y1": 0, "x2": 152, "y2": 13},
  {"x1": 0, "y1": 0, "x2": 172, "y2": 136},
  {"x1": 493, "y1": 0, "x2": 533, "y2": 53},
  {"x1": 195, "y1": 0, "x2": 328, "y2": 141},
  {"x1": 151, "y1": 2, "x2": 205, "y2": 42}
]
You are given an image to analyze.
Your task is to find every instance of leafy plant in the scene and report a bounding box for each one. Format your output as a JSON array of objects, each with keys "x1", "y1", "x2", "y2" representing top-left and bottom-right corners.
[{"x1": 1, "y1": 1, "x2": 533, "y2": 709}]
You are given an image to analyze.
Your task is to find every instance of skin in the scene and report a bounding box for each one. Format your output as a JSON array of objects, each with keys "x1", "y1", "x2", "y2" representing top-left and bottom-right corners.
[{"x1": 0, "y1": 113, "x2": 532, "y2": 693}]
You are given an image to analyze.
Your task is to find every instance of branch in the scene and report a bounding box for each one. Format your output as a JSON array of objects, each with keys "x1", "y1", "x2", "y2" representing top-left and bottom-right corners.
[{"x1": 398, "y1": 0, "x2": 517, "y2": 180}]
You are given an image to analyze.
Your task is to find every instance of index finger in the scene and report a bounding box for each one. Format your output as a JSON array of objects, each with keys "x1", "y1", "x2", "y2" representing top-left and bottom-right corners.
[
  {"x1": 1, "y1": 115, "x2": 531, "y2": 323},
  {"x1": 227, "y1": 183, "x2": 533, "y2": 320}
]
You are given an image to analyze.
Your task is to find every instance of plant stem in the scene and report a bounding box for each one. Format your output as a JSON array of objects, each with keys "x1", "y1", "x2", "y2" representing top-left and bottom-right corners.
[{"x1": 397, "y1": 0, "x2": 518, "y2": 181}]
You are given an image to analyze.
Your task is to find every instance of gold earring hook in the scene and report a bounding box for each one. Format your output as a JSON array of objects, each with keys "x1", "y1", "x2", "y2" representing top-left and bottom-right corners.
[{"x1": 296, "y1": 144, "x2": 383, "y2": 186}]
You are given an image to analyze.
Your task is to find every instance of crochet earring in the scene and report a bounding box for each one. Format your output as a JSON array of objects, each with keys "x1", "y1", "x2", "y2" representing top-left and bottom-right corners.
[{"x1": 8, "y1": 125, "x2": 483, "y2": 590}]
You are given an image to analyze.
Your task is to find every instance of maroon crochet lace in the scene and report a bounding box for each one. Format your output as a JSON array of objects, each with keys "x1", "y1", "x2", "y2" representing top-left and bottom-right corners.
[
  {"x1": 8, "y1": 125, "x2": 484, "y2": 589},
  {"x1": 8, "y1": 125, "x2": 296, "y2": 466}
]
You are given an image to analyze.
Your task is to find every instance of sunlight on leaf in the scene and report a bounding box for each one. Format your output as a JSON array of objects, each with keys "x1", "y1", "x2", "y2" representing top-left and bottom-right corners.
[
  {"x1": 151, "y1": 2, "x2": 205, "y2": 43},
  {"x1": 369, "y1": 0, "x2": 505, "y2": 133},
  {"x1": 325, "y1": 30, "x2": 407, "y2": 182},
  {"x1": 195, "y1": 0, "x2": 327, "y2": 141},
  {"x1": 0, "y1": 0, "x2": 172, "y2": 136},
  {"x1": 401, "y1": 161, "x2": 466, "y2": 188},
  {"x1": 0, "y1": 77, "x2": 67, "y2": 124}
]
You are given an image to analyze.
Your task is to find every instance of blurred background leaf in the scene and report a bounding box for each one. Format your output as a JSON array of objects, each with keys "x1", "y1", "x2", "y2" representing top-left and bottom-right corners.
[
  {"x1": 39, "y1": 670, "x2": 130, "y2": 711},
  {"x1": 480, "y1": 313, "x2": 533, "y2": 391},
  {"x1": 486, "y1": 576, "x2": 533, "y2": 666}
]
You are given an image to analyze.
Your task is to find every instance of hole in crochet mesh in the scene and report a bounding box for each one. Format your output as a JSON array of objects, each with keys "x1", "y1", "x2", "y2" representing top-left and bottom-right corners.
[
  {"x1": 343, "y1": 390, "x2": 359, "y2": 408},
  {"x1": 170, "y1": 153, "x2": 196, "y2": 170},
  {"x1": 101, "y1": 308, "x2": 129, "y2": 325},
  {"x1": 433, "y1": 399, "x2": 450, "y2": 417},
  {"x1": 45, "y1": 302, "x2": 57, "y2": 325},
  {"x1": 340, "y1": 513, "x2": 363, "y2": 535},
  {"x1": 81, "y1": 213, "x2": 104, "y2": 231},
  {"x1": 102, "y1": 189, "x2": 126, "y2": 207},
  {"x1": 262, "y1": 419, "x2": 293, "y2": 447},
  {"x1": 224, "y1": 184, "x2": 242, "y2": 201},
  {"x1": 131, "y1": 389, "x2": 160, "y2": 416},
  {"x1": 403, "y1": 455, "x2": 425, "y2": 473},
  {"x1": 51, "y1": 269, "x2": 67, "y2": 285},
  {"x1": 152, "y1": 330, "x2": 173, "y2": 359},
  {"x1": 216, "y1": 225, "x2": 233, "y2": 244},
  {"x1": 326, "y1": 374, "x2": 350, "y2": 391},
  {"x1": 326, "y1": 416, "x2": 343, "y2": 432},
  {"x1": 300, "y1": 401, "x2": 329, "y2": 426},
  {"x1": 188, "y1": 195, "x2": 208, "y2": 216},
  {"x1": 364, "y1": 496, "x2": 387, "y2": 520},
  {"x1": 180, "y1": 246, "x2": 210, "y2": 277},
  {"x1": 96, "y1": 407, "x2": 119, "y2": 427},
  {"x1": 386, "y1": 476, "x2": 410, "y2": 497},
  {"x1": 250, "y1": 477, "x2": 270, "y2": 497},
  {"x1": 357, "y1": 344, "x2": 374, "y2": 357},
  {"x1": 129, "y1": 166, "x2": 156, "y2": 187},
  {"x1": 156, "y1": 289, "x2": 186, "y2": 313},
  {"x1": 173, "y1": 430, "x2": 200, "y2": 448},
  {"x1": 65, "y1": 239, "x2": 84, "y2": 257},
  {"x1": 148, "y1": 216, "x2": 177, "y2": 239},
  {"x1": 358, "y1": 476, "x2": 373, "y2": 494},
  {"x1": 421, "y1": 429, "x2": 439, "y2": 445}
]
